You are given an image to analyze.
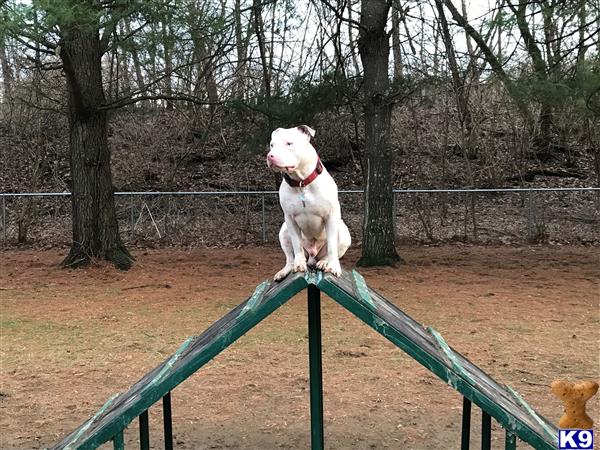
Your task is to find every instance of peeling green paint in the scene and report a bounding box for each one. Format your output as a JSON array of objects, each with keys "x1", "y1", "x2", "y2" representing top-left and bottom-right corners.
[
  {"x1": 150, "y1": 337, "x2": 193, "y2": 385},
  {"x1": 50, "y1": 268, "x2": 557, "y2": 450},
  {"x1": 351, "y1": 270, "x2": 375, "y2": 310},
  {"x1": 506, "y1": 385, "x2": 557, "y2": 441},
  {"x1": 64, "y1": 394, "x2": 120, "y2": 450},
  {"x1": 239, "y1": 280, "x2": 270, "y2": 316},
  {"x1": 427, "y1": 327, "x2": 470, "y2": 381}
]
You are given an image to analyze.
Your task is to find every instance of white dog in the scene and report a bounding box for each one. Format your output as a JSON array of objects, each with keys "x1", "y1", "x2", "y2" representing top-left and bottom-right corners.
[{"x1": 267, "y1": 125, "x2": 351, "y2": 280}]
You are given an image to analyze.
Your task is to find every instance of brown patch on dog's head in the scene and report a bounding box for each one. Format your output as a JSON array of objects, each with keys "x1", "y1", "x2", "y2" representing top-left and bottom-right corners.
[{"x1": 296, "y1": 125, "x2": 316, "y2": 139}]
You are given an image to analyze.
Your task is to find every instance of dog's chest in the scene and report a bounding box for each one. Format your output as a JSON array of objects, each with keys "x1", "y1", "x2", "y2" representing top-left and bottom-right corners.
[{"x1": 283, "y1": 187, "x2": 330, "y2": 217}]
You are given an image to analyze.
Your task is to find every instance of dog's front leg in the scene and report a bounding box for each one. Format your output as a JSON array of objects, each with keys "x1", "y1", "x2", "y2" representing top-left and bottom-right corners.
[
  {"x1": 285, "y1": 215, "x2": 308, "y2": 273},
  {"x1": 316, "y1": 214, "x2": 342, "y2": 276}
]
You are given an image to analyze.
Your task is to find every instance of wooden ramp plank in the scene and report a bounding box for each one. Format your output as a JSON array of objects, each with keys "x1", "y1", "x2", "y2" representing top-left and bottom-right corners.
[
  {"x1": 50, "y1": 272, "x2": 308, "y2": 450},
  {"x1": 50, "y1": 267, "x2": 558, "y2": 450},
  {"x1": 316, "y1": 269, "x2": 558, "y2": 450}
]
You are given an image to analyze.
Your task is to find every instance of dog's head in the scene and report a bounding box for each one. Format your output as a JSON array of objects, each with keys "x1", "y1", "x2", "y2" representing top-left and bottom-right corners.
[{"x1": 266, "y1": 125, "x2": 316, "y2": 173}]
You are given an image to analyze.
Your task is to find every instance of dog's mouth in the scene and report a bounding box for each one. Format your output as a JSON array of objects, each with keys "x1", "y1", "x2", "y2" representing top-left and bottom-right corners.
[{"x1": 268, "y1": 161, "x2": 296, "y2": 172}]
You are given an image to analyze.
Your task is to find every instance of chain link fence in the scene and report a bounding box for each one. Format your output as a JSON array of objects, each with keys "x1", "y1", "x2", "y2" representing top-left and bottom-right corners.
[{"x1": 1, "y1": 188, "x2": 599, "y2": 248}]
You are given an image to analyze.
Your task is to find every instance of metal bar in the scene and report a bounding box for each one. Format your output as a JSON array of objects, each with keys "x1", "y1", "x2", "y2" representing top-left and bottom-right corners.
[
  {"x1": 113, "y1": 431, "x2": 125, "y2": 450},
  {"x1": 505, "y1": 430, "x2": 517, "y2": 450},
  {"x1": 163, "y1": 393, "x2": 173, "y2": 450},
  {"x1": 307, "y1": 284, "x2": 324, "y2": 450},
  {"x1": 461, "y1": 397, "x2": 472, "y2": 450},
  {"x1": 261, "y1": 195, "x2": 266, "y2": 242},
  {"x1": 1, "y1": 187, "x2": 599, "y2": 198},
  {"x1": 139, "y1": 410, "x2": 149, "y2": 450},
  {"x1": 482, "y1": 410, "x2": 492, "y2": 450}
]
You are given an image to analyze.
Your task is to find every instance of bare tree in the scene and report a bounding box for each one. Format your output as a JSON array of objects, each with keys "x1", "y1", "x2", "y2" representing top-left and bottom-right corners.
[
  {"x1": 0, "y1": 34, "x2": 13, "y2": 101},
  {"x1": 390, "y1": 0, "x2": 403, "y2": 84},
  {"x1": 357, "y1": 0, "x2": 402, "y2": 266}
]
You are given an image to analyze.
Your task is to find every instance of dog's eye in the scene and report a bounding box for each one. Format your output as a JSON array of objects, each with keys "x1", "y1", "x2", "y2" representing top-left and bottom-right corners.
[{"x1": 286, "y1": 142, "x2": 292, "y2": 146}]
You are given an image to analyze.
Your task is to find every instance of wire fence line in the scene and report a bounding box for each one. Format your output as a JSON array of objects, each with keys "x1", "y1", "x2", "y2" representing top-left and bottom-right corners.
[
  {"x1": 1, "y1": 188, "x2": 599, "y2": 246},
  {"x1": 1, "y1": 187, "x2": 599, "y2": 197}
]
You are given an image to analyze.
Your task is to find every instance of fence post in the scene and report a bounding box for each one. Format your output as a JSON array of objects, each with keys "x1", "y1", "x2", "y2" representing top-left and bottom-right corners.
[
  {"x1": 392, "y1": 191, "x2": 397, "y2": 238},
  {"x1": 262, "y1": 195, "x2": 266, "y2": 243},
  {"x1": 165, "y1": 195, "x2": 170, "y2": 237},
  {"x1": 470, "y1": 192, "x2": 478, "y2": 241},
  {"x1": 130, "y1": 194, "x2": 134, "y2": 240},
  {"x1": 2, "y1": 196, "x2": 6, "y2": 243}
]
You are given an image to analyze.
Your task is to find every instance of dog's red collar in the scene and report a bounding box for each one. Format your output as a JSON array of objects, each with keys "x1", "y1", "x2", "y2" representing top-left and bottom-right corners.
[{"x1": 283, "y1": 158, "x2": 323, "y2": 188}]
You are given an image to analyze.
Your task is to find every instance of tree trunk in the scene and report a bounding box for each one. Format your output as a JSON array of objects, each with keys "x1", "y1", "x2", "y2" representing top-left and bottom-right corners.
[
  {"x1": 253, "y1": 0, "x2": 271, "y2": 100},
  {"x1": 508, "y1": 0, "x2": 554, "y2": 154},
  {"x1": 347, "y1": 0, "x2": 361, "y2": 76},
  {"x1": 193, "y1": 40, "x2": 219, "y2": 109},
  {"x1": 443, "y1": 0, "x2": 534, "y2": 126},
  {"x1": 234, "y1": 0, "x2": 252, "y2": 98},
  {"x1": 357, "y1": 0, "x2": 402, "y2": 266},
  {"x1": 391, "y1": 0, "x2": 403, "y2": 84},
  {"x1": 124, "y1": 19, "x2": 146, "y2": 101},
  {"x1": 435, "y1": 0, "x2": 474, "y2": 162},
  {"x1": 59, "y1": 23, "x2": 133, "y2": 270},
  {"x1": 0, "y1": 35, "x2": 13, "y2": 102},
  {"x1": 118, "y1": 23, "x2": 132, "y2": 99},
  {"x1": 162, "y1": 19, "x2": 173, "y2": 110},
  {"x1": 577, "y1": 0, "x2": 587, "y2": 64}
]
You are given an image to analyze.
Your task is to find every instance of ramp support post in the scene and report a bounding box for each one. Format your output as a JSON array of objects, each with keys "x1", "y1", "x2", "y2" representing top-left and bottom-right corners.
[
  {"x1": 461, "y1": 397, "x2": 471, "y2": 450},
  {"x1": 505, "y1": 430, "x2": 517, "y2": 450},
  {"x1": 163, "y1": 392, "x2": 173, "y2": 450},
  {"x1": 139, "y1": 410, "x2": 150, "y2": 450},
  {"x1": 113, "y1": 431, "x2": 124, "y2": 450},
  {"x1": 307, "y1": 284, "x2": 324, "y2": 450},
  {"x1": 482, "y1": 410, "x2": 492, "y2": 450}
]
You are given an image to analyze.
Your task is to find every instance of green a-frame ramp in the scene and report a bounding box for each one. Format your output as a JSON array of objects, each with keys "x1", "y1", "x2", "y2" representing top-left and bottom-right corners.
[{"x1": 49, "y1": 269, "x2": 558, "y2": 450}]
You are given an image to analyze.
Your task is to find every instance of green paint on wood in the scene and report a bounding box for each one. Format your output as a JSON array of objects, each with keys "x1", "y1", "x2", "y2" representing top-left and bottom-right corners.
[
  {"x1": 304, "y1": 268, "x2": 323, "y2": 286},
  {"x1": 505, "y1": 431, "x2": 517, "y2": 450},
  {"x1": 427, "y1": 326, "x2": 471, "y2": 382},
  {"x1": 351, "y1": 270, "x2": 375, "y2": 310},
  {"x1": 50, "y1": 268, "x2": 557, "y2": 450},
  {"x1": 112, "y1": 432, "x2": 124, "y2": 450},
  {"x1": 239, "y1": 280, "x2": 270, "y2": 316},
  {"x1": 150, "y1": 337, "x2": 194, "y2": 386},
  {"x1": 52, "y1": 274, "x2": 308, "y2": 450},
  {"x1": 506, "y1": 385, "x2": 556, "y2": 441},
  {"x1": 64, "y1": 394, "x2": 119, "y2": 450},
  {"x1": 316, "y1": 271, "x2": 557, "y2": 450}
]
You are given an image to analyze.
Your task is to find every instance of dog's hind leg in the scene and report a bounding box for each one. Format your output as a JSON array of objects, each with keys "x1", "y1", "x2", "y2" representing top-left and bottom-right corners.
[
  {"x1": 274, "y1": 223, "x2": 295, "y2": 281},
  {"x1": 337, "y1": 220, "x2": 351, "y2": 258},
  {"x1": 316, "y1": 221, "x2": 351, "y2": 275}
]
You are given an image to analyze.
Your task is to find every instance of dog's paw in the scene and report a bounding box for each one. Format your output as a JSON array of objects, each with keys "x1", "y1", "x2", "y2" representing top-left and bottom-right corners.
[
  {"x1": 325, "y1": 260, "x2": 342, "y2": 277},
  {"x1": 315, "y1": 259, "x2": 328, "y2": 271},
  {"x1": 274, "y1": 265, "x2": 293, "y2": 281},
  {"x1": 293, "y1": 259, "x2": 307, "y2": 273}
]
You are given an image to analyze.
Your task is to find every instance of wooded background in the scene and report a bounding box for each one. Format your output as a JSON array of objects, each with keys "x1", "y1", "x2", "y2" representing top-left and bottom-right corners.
[{"x1": 0, "y1": 0, "x2": 598, "y2": 268}]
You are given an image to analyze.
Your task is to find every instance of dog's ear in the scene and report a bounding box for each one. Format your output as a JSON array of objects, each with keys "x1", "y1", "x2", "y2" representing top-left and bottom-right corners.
[
  {"x1": 297, "y1": 125, "x2": 316, "y2": 139},
  {"x1": 271, "y1": 128, "x2": 283, "y2": 138}
]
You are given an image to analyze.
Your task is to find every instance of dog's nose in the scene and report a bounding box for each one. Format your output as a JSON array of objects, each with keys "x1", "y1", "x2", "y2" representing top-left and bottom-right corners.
[{"x1": 267, "y1": 152, "x2": 275, "y2": 160}]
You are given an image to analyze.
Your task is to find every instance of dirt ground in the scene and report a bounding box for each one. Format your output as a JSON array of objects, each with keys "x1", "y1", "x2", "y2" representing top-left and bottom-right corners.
[{"x1": 0, "y1": 245, "x2": 598, "y2": 450}]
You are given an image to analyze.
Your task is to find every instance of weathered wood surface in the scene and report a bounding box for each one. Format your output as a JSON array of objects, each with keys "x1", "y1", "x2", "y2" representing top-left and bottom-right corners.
[
  {"x1": 50, "y1": 272, "x2": 307, "y2": 450},
  {"x1": 50, "y1": 268, "x2": 557, "y2": 450}
]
